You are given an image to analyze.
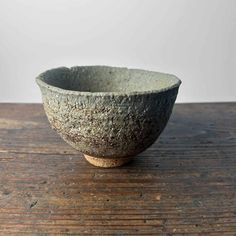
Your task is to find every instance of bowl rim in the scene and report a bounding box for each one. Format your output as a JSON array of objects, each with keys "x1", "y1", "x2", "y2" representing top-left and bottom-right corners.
[{"x1": 36, "y1": 65, "x2": 182, "y2": 97}]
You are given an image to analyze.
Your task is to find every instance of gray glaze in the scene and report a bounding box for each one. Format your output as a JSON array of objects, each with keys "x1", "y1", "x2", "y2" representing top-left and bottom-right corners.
[{"x1": 36, "y1": 66, "x2": 181, "y2": 167}]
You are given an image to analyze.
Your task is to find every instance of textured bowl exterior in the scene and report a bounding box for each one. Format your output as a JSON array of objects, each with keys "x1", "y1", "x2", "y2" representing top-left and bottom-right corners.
[{"x1": 38, "y1": 84, "x2": 179, "y2": 158}]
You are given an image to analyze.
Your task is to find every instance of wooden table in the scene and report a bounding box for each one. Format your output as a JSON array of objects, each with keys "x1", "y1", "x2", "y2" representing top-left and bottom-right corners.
[{"x1": 0, "y1": 103, "x2": 235, "y2": 235}]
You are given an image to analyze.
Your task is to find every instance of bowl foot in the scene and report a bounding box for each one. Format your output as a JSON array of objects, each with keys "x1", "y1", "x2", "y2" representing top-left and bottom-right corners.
[{"x1": 84, "y1": 154, "x2": 133, "y2": 168}]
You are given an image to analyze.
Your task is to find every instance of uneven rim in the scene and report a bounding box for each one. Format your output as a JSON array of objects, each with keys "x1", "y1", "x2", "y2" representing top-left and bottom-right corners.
[{"x1": 36, "y1": 65, "x2": 182, "y2": 97}]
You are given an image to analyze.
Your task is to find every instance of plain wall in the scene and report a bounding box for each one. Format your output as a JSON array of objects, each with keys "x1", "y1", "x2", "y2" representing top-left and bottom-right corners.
[{"x1": 0, "y1": 0, "x2": 235, "y2": 103}]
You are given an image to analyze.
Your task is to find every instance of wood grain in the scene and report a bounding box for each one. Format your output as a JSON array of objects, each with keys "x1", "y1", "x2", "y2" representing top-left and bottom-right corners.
[{"x1": 0, "y1": 103, "x2": 235, "y2": 235}]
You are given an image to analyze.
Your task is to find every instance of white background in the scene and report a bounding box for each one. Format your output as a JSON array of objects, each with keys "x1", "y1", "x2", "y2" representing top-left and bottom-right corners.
[{"x1": 0, "y1": 0, "x2": 235, "y2": 103}]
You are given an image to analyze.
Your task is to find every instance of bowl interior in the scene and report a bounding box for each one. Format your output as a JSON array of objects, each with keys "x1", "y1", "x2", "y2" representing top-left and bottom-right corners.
[{"x1": 37, "y1": 66, "x2": 180, "y2": 93}]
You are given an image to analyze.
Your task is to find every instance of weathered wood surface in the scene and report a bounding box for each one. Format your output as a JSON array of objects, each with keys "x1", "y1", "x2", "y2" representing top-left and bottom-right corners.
[{"x1": 0, "y1": 103, "x2": 235, "y2": 235}]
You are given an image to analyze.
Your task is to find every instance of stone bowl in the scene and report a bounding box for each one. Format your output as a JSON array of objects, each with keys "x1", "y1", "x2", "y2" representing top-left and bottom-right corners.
[{"x1": 36, "y1": 66, "x2": 181, "y2": 168}]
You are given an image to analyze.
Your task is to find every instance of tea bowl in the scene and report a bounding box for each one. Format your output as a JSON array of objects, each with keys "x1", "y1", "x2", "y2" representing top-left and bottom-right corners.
[{"x1": 36, "y1": 66, "x2": 181, "y2": 167}]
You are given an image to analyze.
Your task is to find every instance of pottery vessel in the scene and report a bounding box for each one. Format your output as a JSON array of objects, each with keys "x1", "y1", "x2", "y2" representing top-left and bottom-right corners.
[{"x1": 36, "y1": 66, "x2": 181, "y2": 167}]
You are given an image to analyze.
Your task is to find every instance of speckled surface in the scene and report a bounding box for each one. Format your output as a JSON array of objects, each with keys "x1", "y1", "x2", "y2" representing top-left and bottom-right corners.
[{"x1": 36, "y1": 66, "x2": 181, "y2": 167}]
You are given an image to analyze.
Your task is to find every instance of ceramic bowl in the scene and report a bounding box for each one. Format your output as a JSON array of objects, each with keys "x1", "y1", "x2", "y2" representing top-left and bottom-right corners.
[{"x1": 36, "y1": 66, "x2": 181, "y2": 167}]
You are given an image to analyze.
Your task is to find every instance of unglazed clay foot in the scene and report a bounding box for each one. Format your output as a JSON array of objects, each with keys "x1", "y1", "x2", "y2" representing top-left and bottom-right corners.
[{"x1": 84, "y1": 154, "x2": 133, "y2": 168}]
